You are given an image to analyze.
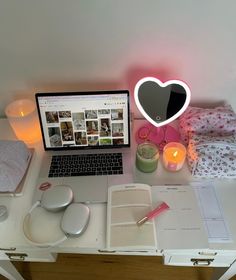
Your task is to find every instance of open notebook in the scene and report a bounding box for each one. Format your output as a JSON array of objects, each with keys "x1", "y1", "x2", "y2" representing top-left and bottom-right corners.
[
  {"x1": 106, "y1": 184, "x2": 208, "y2": 252},
  {"x1": 106, "y1": 184, "x2": 157, "y2": 251}
]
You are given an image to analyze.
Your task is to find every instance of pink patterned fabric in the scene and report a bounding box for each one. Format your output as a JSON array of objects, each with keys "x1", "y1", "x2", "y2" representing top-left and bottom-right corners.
[
  {"x1": 179, "y1": 104, "x2": 236, "y2": 144},
  {"x1": 178, "y1": 104, "x2": 236, "y2": 178},
  {"x1": 187, "y1": 134, "x2": 236, "y2": 178}
]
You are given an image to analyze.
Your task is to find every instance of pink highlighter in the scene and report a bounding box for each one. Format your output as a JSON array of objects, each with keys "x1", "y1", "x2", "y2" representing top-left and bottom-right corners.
[{"x1": 137, "y1": 202, "x2": 169, "y2": 226}]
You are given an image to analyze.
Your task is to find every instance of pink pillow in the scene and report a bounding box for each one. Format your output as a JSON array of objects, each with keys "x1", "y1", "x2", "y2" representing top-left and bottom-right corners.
[{"x1": 179, "y1": 104, "x2": 236, "y2": 144}]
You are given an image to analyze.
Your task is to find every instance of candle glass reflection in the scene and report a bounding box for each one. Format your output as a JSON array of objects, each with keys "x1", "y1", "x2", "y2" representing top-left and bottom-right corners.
[
  {"x1": 163, "y1": 142, "x2": 186, "y2": 171},
  {"x1": 5, "y1": 99, "x2": 41, "y2": 144},
  {"x1": 136, "y1": 142, "x2": 159, "y2": 173}
]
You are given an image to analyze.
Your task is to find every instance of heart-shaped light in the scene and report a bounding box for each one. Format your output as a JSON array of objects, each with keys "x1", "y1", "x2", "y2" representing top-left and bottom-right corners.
[{"x1": 134, "y1": 77, "x2": 191, "y2": 127}]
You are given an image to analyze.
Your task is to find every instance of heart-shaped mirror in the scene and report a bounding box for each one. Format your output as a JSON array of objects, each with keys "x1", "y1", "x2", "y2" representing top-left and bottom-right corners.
[{"x1": 134, "y1": 77, "x2": 191, "y2": 127}]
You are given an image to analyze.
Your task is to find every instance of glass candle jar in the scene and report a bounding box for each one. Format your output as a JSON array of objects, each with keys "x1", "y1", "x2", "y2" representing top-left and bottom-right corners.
[
  {"x1": 5, "y1": 99, "x2": 41, "y2": 144},
  {"x1": 163, "y1": 142, "x2": 186, "y2": 171},
  {"x1": 136, "y1": 142, "x2": 159, "y2": 173}
]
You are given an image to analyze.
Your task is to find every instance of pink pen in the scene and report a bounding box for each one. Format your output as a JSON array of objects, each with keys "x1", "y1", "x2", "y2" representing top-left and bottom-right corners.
[{"x1": 137, "y1": 202, "x2": 169, "y2": 226}]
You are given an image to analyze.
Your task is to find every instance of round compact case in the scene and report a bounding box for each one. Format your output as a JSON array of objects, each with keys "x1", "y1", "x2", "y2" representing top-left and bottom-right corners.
[{"x1": 23, "y1": 185, "x2": 90, "y2": 247}]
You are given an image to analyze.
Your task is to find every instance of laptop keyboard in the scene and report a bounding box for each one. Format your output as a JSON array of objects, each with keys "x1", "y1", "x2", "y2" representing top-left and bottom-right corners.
[{"x1": 48, "y1": 153, "x2": 123, "y2": 177}]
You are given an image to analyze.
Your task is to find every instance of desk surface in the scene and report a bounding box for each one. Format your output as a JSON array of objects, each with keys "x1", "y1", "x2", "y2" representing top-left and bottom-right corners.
[{"x1": 0, "y1": 118, "x2": 236, "y2": 253}]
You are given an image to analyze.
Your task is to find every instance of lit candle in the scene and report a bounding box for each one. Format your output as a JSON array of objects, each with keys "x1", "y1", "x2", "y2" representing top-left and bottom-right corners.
[
  {"x1": 5, "y1": 99, "x2": 41, "y2": 144},
  {"x1": 163, "y1": 142, "x2": 186, "y2": 171}
]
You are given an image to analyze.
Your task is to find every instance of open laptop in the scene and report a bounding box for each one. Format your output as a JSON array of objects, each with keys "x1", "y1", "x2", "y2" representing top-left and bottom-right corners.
[{"x1": 34, "y1": 90, "x2": 134, "y2": 203}]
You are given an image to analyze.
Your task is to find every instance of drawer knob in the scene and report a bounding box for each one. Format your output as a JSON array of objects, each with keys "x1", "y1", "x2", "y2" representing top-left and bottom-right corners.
[
  {"x1": 198, "y1": 251, "x2": 217, "y2": 256},
  {"x1": 5, "y1": 253, "x2": 28, "y2": 261},
  {"x1": 191, "y1": 258, "x2": 214, "y2": 266}
]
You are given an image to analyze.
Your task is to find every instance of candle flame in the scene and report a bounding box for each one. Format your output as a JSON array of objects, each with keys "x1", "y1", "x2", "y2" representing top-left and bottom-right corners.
[
  {"x1": 20, "y1": 111, "x2": 24, "y2": 117},
  {"x1": 173, "y1": 151, "x2": 178, "y2": 157}
]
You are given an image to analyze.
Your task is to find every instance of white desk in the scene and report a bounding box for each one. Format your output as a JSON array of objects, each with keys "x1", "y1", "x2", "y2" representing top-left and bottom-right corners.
[{"x1": 0, "y1": 118, "x2": 236, "y2": 280}]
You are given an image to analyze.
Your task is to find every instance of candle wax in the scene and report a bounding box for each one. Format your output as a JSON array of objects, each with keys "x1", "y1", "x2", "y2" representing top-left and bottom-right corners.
[
  {"x1": 163, "y1": 142, "x2": 186, "y2": 172},
  {"x1": 164, "y1": 147, "x2": 186, "y2": 163}
]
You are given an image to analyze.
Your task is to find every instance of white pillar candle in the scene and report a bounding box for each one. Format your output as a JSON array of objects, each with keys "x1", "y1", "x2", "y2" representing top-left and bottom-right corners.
[{"x1": 5, "y1": 99, "x2": 41, "y2": 144}]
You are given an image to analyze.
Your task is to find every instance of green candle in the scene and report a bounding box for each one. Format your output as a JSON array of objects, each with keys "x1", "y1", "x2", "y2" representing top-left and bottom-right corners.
[{"x1": 136, "y1": 142, "x2": 159, "y2": 173}]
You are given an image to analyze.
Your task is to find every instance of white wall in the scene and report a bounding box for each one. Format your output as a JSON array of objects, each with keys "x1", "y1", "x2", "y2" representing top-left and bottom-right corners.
[{"x1": 1, "y1": 0, "x2": 236, "y2": 117}]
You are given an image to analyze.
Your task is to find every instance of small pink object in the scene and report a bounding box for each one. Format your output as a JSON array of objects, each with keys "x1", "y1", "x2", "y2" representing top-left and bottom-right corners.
[
  {"x1": 135, "y1": 122, "x2": 180, "y2": 151},
  {"x1": 137, "y1": 202, "x2": 169, "y2": 226},
  {"x1": 39, "y1": 181, "x2": 52, "y2": 191}
]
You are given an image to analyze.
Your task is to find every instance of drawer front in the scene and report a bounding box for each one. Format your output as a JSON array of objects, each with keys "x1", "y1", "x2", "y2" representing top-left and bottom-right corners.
[
  {"x1": 3, "y1": 251, "x2": 57, "y2": 262},
  {"x1": 5, "y1": 253, "x2": 28, "y2": 261},
  {"x1": 164, "y1": 251, "x2": 236, "y2": 267}
]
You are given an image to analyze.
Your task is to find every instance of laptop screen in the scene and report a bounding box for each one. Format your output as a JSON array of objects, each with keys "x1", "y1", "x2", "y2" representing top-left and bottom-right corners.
[{"x1": 35, "y1": 91, "x2": 130, "y2": 150}]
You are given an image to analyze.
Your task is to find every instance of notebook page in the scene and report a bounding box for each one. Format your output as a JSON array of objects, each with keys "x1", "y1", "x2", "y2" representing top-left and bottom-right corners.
[
  {"x1": 0, "y1": 140, "x2": 31, "y2": 192},
  {"x1": 152, "y1": 185, "x2": 208, "y2": 250},
  {"x1": 106, "y1": 184, "x2": 157, "y2": 251}
]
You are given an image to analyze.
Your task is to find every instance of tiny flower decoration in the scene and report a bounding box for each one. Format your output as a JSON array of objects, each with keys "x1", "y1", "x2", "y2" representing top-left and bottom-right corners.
[{"x1": 134, "y1": 77, "x2": 191, "y2": 127}]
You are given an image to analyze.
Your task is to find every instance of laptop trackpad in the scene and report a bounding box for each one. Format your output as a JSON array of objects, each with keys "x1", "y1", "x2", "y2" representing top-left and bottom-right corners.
[{"x1": 68, "y1": 176, "x2": 108, "y2": 204}]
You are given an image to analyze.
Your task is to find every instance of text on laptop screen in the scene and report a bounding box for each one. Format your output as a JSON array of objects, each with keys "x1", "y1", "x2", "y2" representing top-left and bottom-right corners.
[{"x1": 36, "y1": 91, "x2": 130, "y2": 150}]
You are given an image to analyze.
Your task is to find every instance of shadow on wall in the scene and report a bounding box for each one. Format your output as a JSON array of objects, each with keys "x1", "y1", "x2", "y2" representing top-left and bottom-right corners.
[
  {"x1": 2, "y1": 80, "x2": 123, "y2": 118},
  {"x1": 190, "y1": 101, "x2": 226, "y2": 108},
  {"x1": 124, "y1": 66, "x2": 227, "y2": 117},
  {"x1": 2, "y1": 74, "x2": 227, "y2": 119},
  {"x1": 17, "y1": 80, "x2": 123, "y2": 97},
  {"x1": 125, "y1": 65, "x2": 180, "y2": 117}
]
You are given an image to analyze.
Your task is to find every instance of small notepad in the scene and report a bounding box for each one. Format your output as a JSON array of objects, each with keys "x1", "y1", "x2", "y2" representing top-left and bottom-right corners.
[
  {"x1": 106, "y1": 184, "x2": 157, "y2": 251},
  {"x1": 0, "y1": 140, "x2": 31, "y2": 193}
]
